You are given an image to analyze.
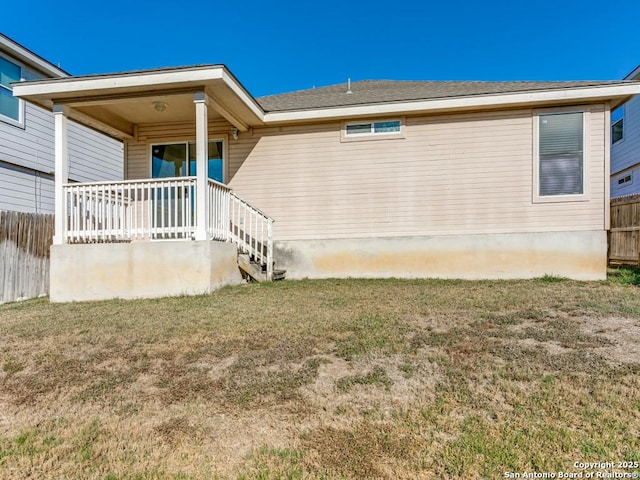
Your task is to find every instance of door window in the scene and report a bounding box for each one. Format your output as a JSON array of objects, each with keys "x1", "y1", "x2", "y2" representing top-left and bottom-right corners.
[
  {"x1": 152, "y1": 141, "x2": 224, "y2": 182},
  {"x1": 152, "y1": 143, "x2": 187, "y2": 178}
]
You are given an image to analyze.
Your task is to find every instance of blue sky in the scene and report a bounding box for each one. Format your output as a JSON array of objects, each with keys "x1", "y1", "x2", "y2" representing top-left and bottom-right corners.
[{"x1": 2, "y1": 0, "x2": 639, "y2": 97}]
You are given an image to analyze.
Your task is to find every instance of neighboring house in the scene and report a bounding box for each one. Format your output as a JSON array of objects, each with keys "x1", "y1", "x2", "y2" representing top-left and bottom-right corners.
[
  {"x1": 611, "y1": 65, "x2": 640, "y2": 197},
  {"x1": 0, "y1": 33, "x2": 122, "y2": 214},
  {"x1": 13, "y1": 65, "x2": 640, "y2": 301}
]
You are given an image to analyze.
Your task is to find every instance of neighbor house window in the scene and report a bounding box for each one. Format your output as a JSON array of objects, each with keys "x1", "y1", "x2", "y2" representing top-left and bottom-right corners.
[
  {"x1": 0, "y1": 56, "x2": 22, "y2": 124},
  {"x1": 345, "y1": 120, "x2": 401, "y2": 137},
  {"x1": 611, "y1": 106, "x2": 624, "y2": 144},
  {"x1": 617, "y1": 173, "x2": 632, "y2": 189},
  {"x1": 538, "y1": 111, "x2": 584, "y2": 197}
]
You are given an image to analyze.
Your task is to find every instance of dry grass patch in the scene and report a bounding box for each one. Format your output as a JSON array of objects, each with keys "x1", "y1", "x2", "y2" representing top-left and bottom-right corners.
[{"x1": 0, "y1": 274, "x2": 639, "y2": 478}]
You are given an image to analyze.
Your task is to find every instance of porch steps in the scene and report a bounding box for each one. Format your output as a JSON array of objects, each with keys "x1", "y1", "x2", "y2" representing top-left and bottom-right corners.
[{"x1": 237, "y1": 253, "x2": 286, "y2": 282}]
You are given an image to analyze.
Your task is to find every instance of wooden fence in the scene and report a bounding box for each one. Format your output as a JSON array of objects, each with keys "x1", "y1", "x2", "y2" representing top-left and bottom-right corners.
[
  {"x1": 609, "y1": 194, "x2": 640, "y2": 266},
  {"x1": 0, "y1": 210, "x2": 54, "y2": 303}
]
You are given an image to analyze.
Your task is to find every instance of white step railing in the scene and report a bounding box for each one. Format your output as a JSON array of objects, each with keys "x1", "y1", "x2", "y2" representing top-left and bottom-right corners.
[
  {"x1": 64, "y1": 177, "x2": 274, "y2": 280},
  {"x1": 228, "y1": 190, "x2": 274, "y2": 281}
]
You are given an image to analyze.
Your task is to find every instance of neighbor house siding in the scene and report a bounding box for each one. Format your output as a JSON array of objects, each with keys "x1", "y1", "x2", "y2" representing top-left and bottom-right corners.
[
  {"x1": 68, "y1": 121, "x2": 123, "y2": 183},
  {"x1": 1, "y1": 101, "x2": 55, "y2": 175},
  {"x1": 0, "y1": 165, "x2": 54, "y2": 212},
  {"x1": 0, "y1": 59, "x2": 123, "y2": 213},
  {"x1": 0, "y1": 100, "x2": 123, "y2": 213},
  {"x1": 611, "y1": 95, "x2": 640, "y2": 197},
  {"x1": 610, "y1": 165, "x2": 640, "y2": 197},
  {"x1": 226, "y1": 106, "x2": 606, "y2": 241}
]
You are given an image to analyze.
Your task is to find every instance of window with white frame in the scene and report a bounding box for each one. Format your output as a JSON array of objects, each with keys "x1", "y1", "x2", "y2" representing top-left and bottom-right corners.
[
  {"x1": 345, "y1": 120, "x2": 401, "y2": 137},
  {"x1": 537, "y1": 111, "x2": 584, "y2": 197},
  {"x1": 0, "y1": 56, "x2": 22, "y2": 124},
  {"x1": 611, "y1": 106, "x2": 624, "y2": 144}
]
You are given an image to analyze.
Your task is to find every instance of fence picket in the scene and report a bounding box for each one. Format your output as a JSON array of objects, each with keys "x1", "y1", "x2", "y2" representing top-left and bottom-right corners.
[
  {"x1": 0, "y1": 210, "x2": 54, "y2": 303},
  {"x1": 609, "y1": 194, "x2": 640, "y2": 266}
]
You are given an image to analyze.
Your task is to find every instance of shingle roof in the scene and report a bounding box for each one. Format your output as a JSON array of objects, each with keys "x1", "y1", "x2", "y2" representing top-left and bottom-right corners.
[{"x1": 257, "y1": 80, "x2": 631, "y2": 113}]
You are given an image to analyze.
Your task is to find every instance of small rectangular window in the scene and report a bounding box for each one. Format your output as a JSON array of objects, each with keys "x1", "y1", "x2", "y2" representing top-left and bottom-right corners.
[
  {"x1": 346, "y1": 123, "x2": 374, "y2": 135},
  {"x1": 373, "y1": 121, "x2": 401, "y2": 134},
  {"x1": 538, "y1": 111, "x2": 584, "y2": 197},
  {"x1": 611, "y1": 106, "x2": 624, "y2": 144},
  {"x1": 345, "y1": 120, "x2": 401, "y2": 137},
  {"x1": 617, "y1": 174, "x2": 632, "y2": 188},
  {"x1": 0, "y1": 56, "x2": 21, "y2": 122}
]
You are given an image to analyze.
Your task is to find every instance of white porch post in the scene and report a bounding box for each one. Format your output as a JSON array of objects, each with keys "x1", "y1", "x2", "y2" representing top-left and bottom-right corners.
[
  {"x1": 194, "y1": 92, "x2": 209, "y2": 241},
  {"x1": 53, "y1": 104, "x2": 69, "y2": 245}
]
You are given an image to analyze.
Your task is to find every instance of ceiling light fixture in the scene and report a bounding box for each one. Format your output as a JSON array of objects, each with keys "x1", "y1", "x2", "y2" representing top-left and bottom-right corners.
[{"x1": 153, "y1": 101, "x2": 168, "y2": 112}]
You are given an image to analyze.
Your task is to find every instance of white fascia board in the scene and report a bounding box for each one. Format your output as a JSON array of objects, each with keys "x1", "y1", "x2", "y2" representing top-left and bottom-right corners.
[
  {"x1": 220, "y1": 70, "x2": 266, "y2": 120},
  {"x1": 263, "y1": 84, "x2": 640, "y2": 124},
  {"x1": 13, "y1": 67, "x2": 227, "y2": 99},
  {"x1": 0, "y1": 35, "x2": 68, "y2": 78}
]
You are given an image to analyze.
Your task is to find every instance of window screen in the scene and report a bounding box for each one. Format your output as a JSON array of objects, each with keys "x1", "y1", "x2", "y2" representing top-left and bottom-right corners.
[{"x1": 539, "y1": 112, "x2": 584, "y2": 196}]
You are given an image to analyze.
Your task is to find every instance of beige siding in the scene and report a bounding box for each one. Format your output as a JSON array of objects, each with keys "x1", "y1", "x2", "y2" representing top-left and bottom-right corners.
[
  {"x1": 229, "y1": 106, "x2": 607, "y2": 241},
  {"x1": 124, "y1": 106, "x2": 608, "y2": 242}
]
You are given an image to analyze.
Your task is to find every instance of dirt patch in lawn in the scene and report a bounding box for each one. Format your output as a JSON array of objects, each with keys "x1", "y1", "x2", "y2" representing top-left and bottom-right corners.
[
  {"x1": 299, "y1": 352, "x2": 441, "y2": 428},
  {"x1": 578, "y1": 316, "x2": 640, "y2": 365}
]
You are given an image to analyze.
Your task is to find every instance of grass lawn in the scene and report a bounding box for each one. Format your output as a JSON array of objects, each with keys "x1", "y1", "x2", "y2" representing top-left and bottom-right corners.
[{"x1": 1, "y1": 271, "x2": 639, "y2": 479}]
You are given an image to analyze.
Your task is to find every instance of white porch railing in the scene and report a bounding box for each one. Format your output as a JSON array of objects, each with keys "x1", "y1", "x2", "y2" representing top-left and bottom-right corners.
[
  {"x1": 64, "y1": 177, "x2": 275, "y2": 279},
  {"x1": 207, "y1": 179, "x2": 231, "y2": 241},
  {"x1": 65, "y1": 177, "x2": 197, "y2": 242}
]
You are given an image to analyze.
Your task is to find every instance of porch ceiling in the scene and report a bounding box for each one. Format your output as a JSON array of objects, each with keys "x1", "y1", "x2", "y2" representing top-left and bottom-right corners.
[
  {"x1": 13, "y1": 65, "x2": 266, "y2": 139},
  {"x1": 73, "y1": 92, "x2": 226, "y2": 126}
]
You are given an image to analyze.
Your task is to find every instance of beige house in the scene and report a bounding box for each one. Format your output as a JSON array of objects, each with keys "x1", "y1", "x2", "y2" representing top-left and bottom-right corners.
[{"x1": 12, "y1": 65, "x2": 640, "y2": 301}]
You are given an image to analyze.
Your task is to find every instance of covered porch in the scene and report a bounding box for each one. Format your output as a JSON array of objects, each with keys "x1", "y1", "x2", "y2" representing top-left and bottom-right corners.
[
  {"x1": 62, "y1": 176, "x2": 273, "y2": 274},
  {"x1": 14, "y1": 66, "x2": 277, "y2": 300}
]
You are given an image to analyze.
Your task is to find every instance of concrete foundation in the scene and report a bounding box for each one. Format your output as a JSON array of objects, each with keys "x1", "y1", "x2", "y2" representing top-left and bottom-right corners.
[
  {"x1": 275, "y1": 231, "x2": 607, "y2": 281},
  {"x1": 50, "y1": 240, "x2": 242, "y2": 302}
]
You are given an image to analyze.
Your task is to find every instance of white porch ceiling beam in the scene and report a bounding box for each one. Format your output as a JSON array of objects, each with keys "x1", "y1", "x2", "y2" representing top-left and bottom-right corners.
[
  {"x1": 66, "y1": 105, "x2": 135, "y2": 139},
  {"x1": 206, "y1": 90, "x2": 249, "y2": 132},
  {"x1": 56, "y1": 88, "x2": 200, "y2": 108}
]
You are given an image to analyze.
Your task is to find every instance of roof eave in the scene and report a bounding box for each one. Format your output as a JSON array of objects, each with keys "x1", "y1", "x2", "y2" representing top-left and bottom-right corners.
[
  {"x1": 624, "y1": 65, "x2": 640, "y2": 81},
  {"x1": 12, "y1": 65, "x2": 267, "y2": 130},
  {"x1": 0, "y1": 33, "x2": 68, "y2": 78},
  {"x1": 263, "y1": 83, "x2": 640, "y2": 124}
]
